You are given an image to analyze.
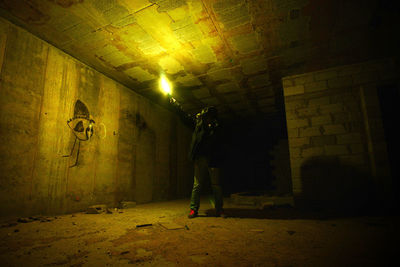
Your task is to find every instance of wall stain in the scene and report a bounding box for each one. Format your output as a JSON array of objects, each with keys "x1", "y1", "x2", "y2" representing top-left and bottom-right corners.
[{"x1": 0, "y1": 0, "x2": 50, "y2": 25}]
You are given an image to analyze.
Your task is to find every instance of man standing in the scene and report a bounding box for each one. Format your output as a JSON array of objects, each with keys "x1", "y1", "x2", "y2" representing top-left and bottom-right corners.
[{"x1": 188, "y1": 106, "x2": 225, "y2": 219}]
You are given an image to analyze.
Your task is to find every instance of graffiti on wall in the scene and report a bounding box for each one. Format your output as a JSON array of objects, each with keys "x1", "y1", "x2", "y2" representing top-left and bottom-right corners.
[{"x1": 63, "y1": 100, "x2": 95, "y2": 167}]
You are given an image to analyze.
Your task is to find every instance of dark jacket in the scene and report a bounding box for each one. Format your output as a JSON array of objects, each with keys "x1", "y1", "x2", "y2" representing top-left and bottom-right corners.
[{"x1": 188, "y1": 117, "x2": 221, "y2": 167}]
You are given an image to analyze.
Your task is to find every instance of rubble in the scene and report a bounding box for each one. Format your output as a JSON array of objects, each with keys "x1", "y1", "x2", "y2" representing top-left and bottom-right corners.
[
  {"x1": 136, "y1": 224, "x2": 153, "y2": 228},
  {"x1": 230, "y1": 192, "x2": 294, "y2": 208},
  {"x1": 159, "y1": 222, "x2": 185, "y2": 230},
  {"x1": 119, "y1": 201, "x2": 137, "y2": 209},
  {"x1": 249, "y1": 229, "x2": 264, "y2": 233},
  {"x1": 86, "y1": 204, "x2": 108, "y2": 214}
]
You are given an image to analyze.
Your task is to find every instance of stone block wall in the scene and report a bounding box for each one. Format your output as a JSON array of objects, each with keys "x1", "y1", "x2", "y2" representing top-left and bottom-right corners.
[
  {"x1": 282, "y1": 59, "x2": 398, "y2": 210},
  {"x1": 0, "y1": 18, "x2": 193, "y2": 217}
]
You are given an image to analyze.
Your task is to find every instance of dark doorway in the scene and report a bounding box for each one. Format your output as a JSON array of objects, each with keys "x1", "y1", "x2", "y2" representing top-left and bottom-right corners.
[{"x1": 377, "y1": 84, "x2": 399, "y2": 205}]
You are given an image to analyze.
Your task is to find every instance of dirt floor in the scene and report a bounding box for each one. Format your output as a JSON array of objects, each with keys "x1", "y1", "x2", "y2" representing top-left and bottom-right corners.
[{"x1": 0, "y1": 198, "x2": 398, "y2": 267}]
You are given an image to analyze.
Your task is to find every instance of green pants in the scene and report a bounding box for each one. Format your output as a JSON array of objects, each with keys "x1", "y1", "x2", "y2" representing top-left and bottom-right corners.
[{"x1": 190, "y1": 156, "x2": 223, "y2": 212}]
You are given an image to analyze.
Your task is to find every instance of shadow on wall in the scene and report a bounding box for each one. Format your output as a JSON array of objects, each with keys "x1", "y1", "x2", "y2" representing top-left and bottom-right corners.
[{"x1": 298, "y1": 156, "x2": 376, "y2": 214}]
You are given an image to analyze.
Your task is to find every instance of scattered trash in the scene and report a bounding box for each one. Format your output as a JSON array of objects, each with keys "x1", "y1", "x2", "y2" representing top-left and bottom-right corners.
[
  {"x1": 208, "y1": 196, "x2": 215, "y2": 208},
  {"x1": 231, "y1": 192, "x2": 294, "y2": 207},
  {"x1": 14, "y1": 229, "x2": 19, "y2": 233},
  {"x1": 136, "y1": 224, "x2": 153, "y2": 228},
  {"x1": 17, "y1": 218, "x2": 31, "y2": 223},
  {"x1": 159, "y1": 222, "x2": 185, "y2": 230},
  {"x1": 106, "y1": 208, "x2": 113, "y2": 214},
  {"x1": 120, "y1": 251, "x2": 129, "y2": 255},
  {"x1": 185, "y1": 225, "x2": 190, "y2": 230},
  {"x1": 189, "y1": 255, "x2": 208, "y2": 264},
  {"x1": 136, "y1": 248, "x2": 152, "y2": 257},
  {"x1": 189, "y1": 252, "x2": 209, "y2": 256},
  {"x1": 287, "y1": 230, "x2": 296, "y2": 235},
  {"x1": 259, "y1": 201, "x2": 274, "y2": 210},
  {"x1": 86, "y1": 204, "x2": 108, "y2": 214},
  {"x1": 120, "y1": 201, "x2": 137, "y2": 209},
  {"x1": 17, "y1": 217, "x2": 52, "y2": 223},
  {"x1": 1, "y1": 222, "x2": 17, "y2": 228},
  {"x1": 249, "y1": 229, "x2": 264, "y2": 233}
]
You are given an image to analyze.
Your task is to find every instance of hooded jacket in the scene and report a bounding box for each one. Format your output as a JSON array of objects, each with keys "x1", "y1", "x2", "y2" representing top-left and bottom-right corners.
[{"x1": 188, "y1": 114, "x2": 221, "y2": 167}]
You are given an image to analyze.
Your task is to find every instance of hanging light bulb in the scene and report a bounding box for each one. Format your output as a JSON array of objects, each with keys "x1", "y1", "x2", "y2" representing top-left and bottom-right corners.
[{"x1": 159, "y1": 74, "x2": 172, "y2": 95}]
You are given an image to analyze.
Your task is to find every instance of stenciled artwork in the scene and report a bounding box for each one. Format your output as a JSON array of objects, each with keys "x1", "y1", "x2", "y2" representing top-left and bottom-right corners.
[{"x1": 63, "y1": 100, "x2": 95, "y2": 167}]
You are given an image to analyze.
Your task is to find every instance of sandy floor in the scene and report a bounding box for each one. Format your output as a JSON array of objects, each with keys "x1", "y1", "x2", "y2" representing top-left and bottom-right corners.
[{"x1": 0, "y1": 198, "x2": 398, "y2": 267}]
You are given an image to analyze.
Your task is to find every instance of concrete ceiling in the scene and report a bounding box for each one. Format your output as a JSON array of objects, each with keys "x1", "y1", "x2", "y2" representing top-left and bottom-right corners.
[{"x1": 0, "y1": 0, "x2": 389, "y2": 120}]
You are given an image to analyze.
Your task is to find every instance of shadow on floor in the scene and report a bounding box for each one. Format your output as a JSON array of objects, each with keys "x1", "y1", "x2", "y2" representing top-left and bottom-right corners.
[{"x1": 204, "y1": 206, "x2": 389, "y2": 220}]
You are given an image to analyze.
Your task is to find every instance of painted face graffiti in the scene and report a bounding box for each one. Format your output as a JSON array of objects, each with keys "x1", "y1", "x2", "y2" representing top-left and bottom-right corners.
[
  {"x1": 67, "y1": 99, "x2": 95, "y2": 140},
  {"x1": 67, "y1": 117, "x2": 95, "y2": 141},
  {"x1": 63, "y1": 100, "x2": 95, "y2": 167}
]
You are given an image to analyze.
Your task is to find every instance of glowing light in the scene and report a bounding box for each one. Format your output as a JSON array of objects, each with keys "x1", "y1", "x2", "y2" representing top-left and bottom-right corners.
[{"x1": 159, "y1": 75, "x2": 172, "y2": 95}]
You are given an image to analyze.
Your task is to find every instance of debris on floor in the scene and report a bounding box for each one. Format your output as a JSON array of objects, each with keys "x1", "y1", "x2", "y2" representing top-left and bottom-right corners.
[
  {"x1": 86, "y1": 204, "x2": 108, "y2": 214},
  {"x1": 0, "y1": 198, "x2": 396, "y2": 267},
  {"x1": 287, "y1": 230, "x2": 296, "y2": 235},
  {"x1": 159, "y1": 222, "x2": 185, "y2": 230},
  {"x1": 1, "y1": 222, "x2": 17, "y2": 228},
  {"x1": 259, "y1": 201, "x2": 275, "y2": 210},
  {"x1": 120, "y1": 201, "x2": 137, "y2": 209},
  {"x1": 249, "y1": 229, "x2": 264, "y2": 233},
  {"x1": 39, "y1": 217, "x2": 53, "y2": 223},
  {"x1": 136, "y1": 223, "x2": 153, "y2": 228},
  {"x1": 189, "y1": 254, "x2": 208, "y2": 264},
  {"x1": 17, "y1": 218, "x2": 33, "y2": 223},
  {"x1": 17, "y1": 216, "x2": 53, "y2": 223},
  {"x1": 230, "y1": 192, "x2": 294, "y2": 208}
]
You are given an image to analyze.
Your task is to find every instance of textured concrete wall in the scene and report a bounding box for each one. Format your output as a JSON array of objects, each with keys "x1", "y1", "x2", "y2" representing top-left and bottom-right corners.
[
  {"x1": 282, "y1": 59, "x2": 398, "y2": 210},
  {"x1": 0, "y1": 18, "x2": 193, "y2": 217}
]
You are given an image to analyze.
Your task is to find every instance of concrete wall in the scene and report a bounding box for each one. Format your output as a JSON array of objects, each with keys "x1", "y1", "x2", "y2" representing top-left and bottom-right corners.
[
  {"x1": 0, "y1": 18, "x2": 193, "y2": 217},
  {"x1": 282, "y1": 59, "x2": 398, "y2": 211}
]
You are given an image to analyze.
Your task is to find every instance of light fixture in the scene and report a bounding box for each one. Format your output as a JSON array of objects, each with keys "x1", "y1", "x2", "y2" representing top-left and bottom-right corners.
[{"x1": 159, "y1": 74, "x2": 172, "y2": 95}]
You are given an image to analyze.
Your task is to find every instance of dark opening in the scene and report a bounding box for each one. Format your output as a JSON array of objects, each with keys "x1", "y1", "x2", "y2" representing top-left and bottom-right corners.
[
  {"x1": 289, "y1": 9, "x2": 300, "y2": 20},
  {"x1": 216, "y1": 114, "x2": 289, "y2": 197},
  {"x1": 377, "y1": 84, "x2": 399, "y2": 204}
]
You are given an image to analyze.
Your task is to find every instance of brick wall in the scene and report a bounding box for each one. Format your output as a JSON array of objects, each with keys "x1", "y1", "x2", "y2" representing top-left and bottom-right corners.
[{"x1": 282, "y1": 59, "x2": 398, "y2": 210}]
